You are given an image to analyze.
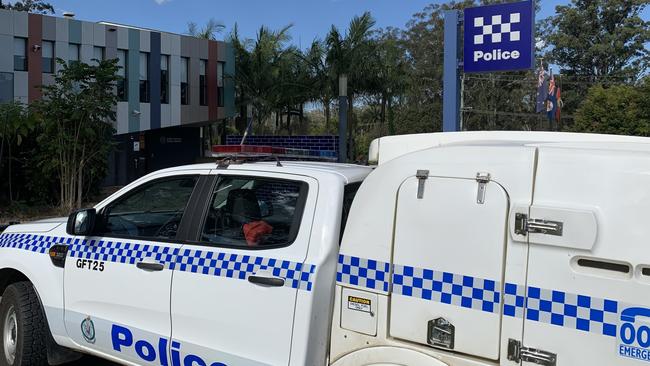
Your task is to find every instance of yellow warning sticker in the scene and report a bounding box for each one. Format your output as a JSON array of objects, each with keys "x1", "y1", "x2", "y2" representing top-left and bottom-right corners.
[{"x1": 348, "y1": 296, "x2": 372, "y2": 313}]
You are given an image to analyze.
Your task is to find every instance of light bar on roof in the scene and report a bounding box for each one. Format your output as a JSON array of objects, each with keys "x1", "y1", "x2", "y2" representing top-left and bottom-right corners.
[{"x1": 211, "y1": 145, "x2": 337, "y2": 161}]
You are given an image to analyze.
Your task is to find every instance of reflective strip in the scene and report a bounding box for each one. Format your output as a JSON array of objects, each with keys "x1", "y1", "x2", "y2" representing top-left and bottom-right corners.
[
  {"x1": 393, "y1": 264, "x2": 500, "y2": 314},
  {"x1": 337, "y1": 254, "x2": 621, "y2": 338},
  {"x1": 0, "y1": 234, "x2": 316, "y2": 292}
]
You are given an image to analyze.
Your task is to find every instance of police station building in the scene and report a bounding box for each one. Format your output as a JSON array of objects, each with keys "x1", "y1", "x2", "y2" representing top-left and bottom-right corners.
[{"x1": 0, "y1": 9, "x2": 236, "y2": 185}]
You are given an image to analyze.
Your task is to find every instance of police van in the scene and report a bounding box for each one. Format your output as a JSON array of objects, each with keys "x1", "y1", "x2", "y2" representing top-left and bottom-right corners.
[{"x1": 1, "y1": 131, "x2": 649, "y2": 366}]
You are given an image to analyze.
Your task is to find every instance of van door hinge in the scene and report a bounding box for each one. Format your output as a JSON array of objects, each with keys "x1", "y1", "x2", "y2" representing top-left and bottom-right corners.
[
  {"x1": 508, "y1": 339, "x2": 556, "y2": 366},
  {"x1": 416, "y1": 170, "x2": 429, "y2": 199},
  {"x1": 515, "y1": 213, "x2": 564, "y2": 236},
  {"x1": 475, "y1": 172, "x2": 491, "y2": 204}
]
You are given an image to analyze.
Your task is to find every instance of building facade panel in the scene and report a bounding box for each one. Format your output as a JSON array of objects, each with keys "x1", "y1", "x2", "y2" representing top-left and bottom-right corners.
[
  {"x1": 41, "y1": 15, "x2": 55, "y2": 40},
  {"x1": 139, "y1": 29, "x2": 150, "y2": 53},
  {"x1": 116, "y1": 27, "x2": 128, "y2": 49},
  {"x1": 13, "y1": 11, "x2": 28, "y2": 37},
  {"x1": 80, "y1": 44, "x2": 93, "y2": 64},
  {"x1": 161, "y1": 103, "x2": 171, "y2": 128},
  {"x1": 160, "y1": 32, "x2": 171, "y2": 55},
  {"x1": 81, "y1": 21, "x2": 93, "y2": 45},
  {"x1": 149, "y1": 32, "x2": 161, "y2": 130},
  {"x1": 13, "y1": 71, "x2": 28, "y2": 104},
  {"x1": 127, "y1": 28, "x2": 140, "y2": 133},
  {"x1": 207, "y1": 40, "x2": 217, "y2": 121},
  {"x1": 54, "y1": 17, "x2": 68, "y2": 42},
  {"x1": 0, "y1": 35, "x2": 12, "y2": 72},
  {"x1": 68, "y1": 19, "x2": 81, "y2": 44},
  {"x1": 116, "y1": 102, "x2": 129, "y2": 135},
  {"x1": 139, "y1": 102, "x2": 151, "y2": 131},
  {"x1": 27, "y1": 13, "x2": 42, "y2": 102},
  {"x1": 93, "y1": 23, "x2": 106, "y2": 47},
  {"x1": 54, "y1": 41, "x2": 67, "y2": 71},
  {"x1": 0, "y1": 10, "x2": 13, "y2": 36},
  {"x1": 170, "y1": 54, "x2": 181, "y2": 127}
]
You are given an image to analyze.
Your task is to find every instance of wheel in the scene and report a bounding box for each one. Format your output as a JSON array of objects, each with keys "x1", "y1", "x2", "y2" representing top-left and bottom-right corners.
[{"x1": 0, "y1": 282, "x2": 48, "y2": 366}]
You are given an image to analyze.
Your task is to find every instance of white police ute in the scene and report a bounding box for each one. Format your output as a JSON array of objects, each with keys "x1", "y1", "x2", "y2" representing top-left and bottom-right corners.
[{"x1": 1, "y1": 131, "x2": 650, "y2": 366}]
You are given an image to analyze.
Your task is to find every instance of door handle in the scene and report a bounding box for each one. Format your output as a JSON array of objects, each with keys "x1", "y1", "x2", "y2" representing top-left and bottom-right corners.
[
  {"x1": 248, "y1": 275, "x2": 285, "y2": 287},
  {"x1": 136, "y1": 259, "x2": 164, "y2": 271}
]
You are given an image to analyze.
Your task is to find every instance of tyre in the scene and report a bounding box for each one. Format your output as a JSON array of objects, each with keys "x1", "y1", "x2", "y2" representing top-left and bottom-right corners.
[{"x1": 0, "y1": 282, "x2": 48, "y2": 366}]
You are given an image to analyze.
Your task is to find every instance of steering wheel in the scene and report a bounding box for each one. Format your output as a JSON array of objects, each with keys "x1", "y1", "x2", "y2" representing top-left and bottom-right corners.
[{"x1": 154, "y1": 212, "x2": 182, "y2": 238}]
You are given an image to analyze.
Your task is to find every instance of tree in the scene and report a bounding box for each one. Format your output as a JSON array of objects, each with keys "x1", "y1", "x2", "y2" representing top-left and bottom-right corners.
[
  {"x1": 0, "y1": 102, "x2": 35, "y2": 203},
  {"x1": 187, "y1": 18, "x2": 225, "y2": 40},
  {"x1": 572, "y1": 81, "x2": 650, "y2": 136},
  {"x1": 326, "y1": 12, "x2": 377, "y2": 159},
  {"x1": 33, "y1": 59, "x2": 119, "y2": 210},
  {"x1": 0, "y1": 0, "x2": 54, "y2": 14},
  {"x1": 543, "y1": 0, "x2": 649, "y2": 81}
]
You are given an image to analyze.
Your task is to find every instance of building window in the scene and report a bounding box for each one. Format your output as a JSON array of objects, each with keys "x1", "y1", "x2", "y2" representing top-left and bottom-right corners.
[
  {"x1": 199, "y1": 59, "x2": 207, "y2": 106},
  {"x1": 93, "y1": 46, "x2": 104, "y2": 65},
  {"x1": 0, "y1": 72, "x2": 14, "y2": 103},
  {"x1": 217, "y1": 61, "x2": 225, "y2": 107},
  {"x1": 117, "y1": 49, "x2": 127, "y2": 102},
  {"x1": 68, "y1": 43, "x2": 80, "y2": 65},
  {"x1": 180, "y1": 57, "x2": 189, "y2": 105},
  {"x1": 42, "y1": 41, "x2": 54, "y2": 73},
  {"x1": 160, "y1": 55, "x2": 169, "y2": 104},
  {"x1": 139, "y1": 52, "x2": 149, "y2": 103},
  {"x1": 13, "y1": 38, "x2": 27, "y2": 71}
]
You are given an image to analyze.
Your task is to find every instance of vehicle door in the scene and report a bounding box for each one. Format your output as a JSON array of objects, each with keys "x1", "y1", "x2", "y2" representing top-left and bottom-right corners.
[
  {"x1": 64, "y1": 170, "x2": 209, "y2": 364},
  {"x1": 389, "y1": 174, "x2": 509, "y2": 360},
  {"x1": 518, "y1": 147, "x2": 650, "y2": 365},
  {"x1": 170, "y1": 171, "x2": 318, "y2": 366}
]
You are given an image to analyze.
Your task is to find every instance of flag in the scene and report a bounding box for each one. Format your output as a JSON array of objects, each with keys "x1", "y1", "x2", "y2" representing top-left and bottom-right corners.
[
  {"x1": 535, "y1": 62, "x2": 547, "y2": 113},
  {"x1": 555, "y1": 86, "x2": 563, "y2": 122},
  {"x1": 546, "y1": 73, "x2": 557, "y2": 125}
]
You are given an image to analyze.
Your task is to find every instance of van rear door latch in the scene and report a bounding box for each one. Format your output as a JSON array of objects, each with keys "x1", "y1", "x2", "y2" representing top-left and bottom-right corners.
[
  {"x1": 515, "y1": 213, "x2": 564, "y2": 236},
  {"x1": 508, "y1": 339, "x2": 556, "y2": 366},
  {"x1": 416, "y1": 170, "x2": 429, "y2": 199}
]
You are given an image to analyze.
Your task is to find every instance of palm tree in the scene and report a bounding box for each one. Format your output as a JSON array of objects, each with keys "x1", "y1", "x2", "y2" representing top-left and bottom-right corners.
[
  {"x1": 326, "y1": 12, "x2": 377, "y2": 159},
  {"x1": 187, "y1": 18, "x2": 225, "y2": 40}
]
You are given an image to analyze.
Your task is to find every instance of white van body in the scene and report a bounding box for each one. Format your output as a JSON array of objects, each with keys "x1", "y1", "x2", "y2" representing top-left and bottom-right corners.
[{"x1": 1, "y1": 131, "x2": 649, "y2": 366}]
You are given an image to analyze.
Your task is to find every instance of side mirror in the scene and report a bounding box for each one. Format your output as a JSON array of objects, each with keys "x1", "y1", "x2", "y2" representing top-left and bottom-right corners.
[{"x1": 66, "y1": 208, "x2": 97, "y2": 236}]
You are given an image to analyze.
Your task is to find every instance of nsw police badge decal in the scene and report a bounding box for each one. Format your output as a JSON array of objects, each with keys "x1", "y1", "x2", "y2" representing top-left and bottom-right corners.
[{"x1": 81, "y1": 316, "x2": 96, "y2": 344}]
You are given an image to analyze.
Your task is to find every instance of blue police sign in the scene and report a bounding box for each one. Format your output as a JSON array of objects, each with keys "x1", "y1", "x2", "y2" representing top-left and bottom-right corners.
[{"x1": 463, "y1": 1, "x2": 534, "y2": 73}]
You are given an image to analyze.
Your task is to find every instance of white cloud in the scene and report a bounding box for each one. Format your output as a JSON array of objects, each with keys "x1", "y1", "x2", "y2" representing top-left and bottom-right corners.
[{"x1": 154, "y1": 0, "x2": 171, "y2": 4}]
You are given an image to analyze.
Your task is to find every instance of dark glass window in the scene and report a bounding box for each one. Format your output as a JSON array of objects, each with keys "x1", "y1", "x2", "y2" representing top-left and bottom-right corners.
[
  {"x1": 42, "y1": 41, "x2": 54, "y2": 73},
  {"x1": 201, "y1": 176, "x2": 308, "y2": 248},
  {"x1": 199, "y1": 59, "x2": 207, "y2": 106},
  {"x1": 160, "y1": 55, "x2": 169, "y2": 104},
  {"x1": 340, "y1": 182, "x2": 361, "y2": 243},
  {"x1": 117, "y1": 49, "x2": 127, "y2": 102},
  {"x1": 101, "y1": 176, "x2": 198, "y2": 239},
  {"x1": 0, "y1": 73, "x2": 14, "y2": 103},
  {"x1": 139, "y1": 52, "x2": 150, "y2": 103},
  {"x1": 180, "y1": 57, "x2": 189, "y2": 105},
  {"x1": 217, "y1": 61, "x2": 225, "y2": 107},
  {"x1": 13, "y1": 38, "x2": 27, "y2": 71}
]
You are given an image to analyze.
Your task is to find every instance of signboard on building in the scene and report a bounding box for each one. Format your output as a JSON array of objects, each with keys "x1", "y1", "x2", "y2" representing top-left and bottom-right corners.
[{"x1": 463, "y1": 1, "x2": 534, "y2": 73}]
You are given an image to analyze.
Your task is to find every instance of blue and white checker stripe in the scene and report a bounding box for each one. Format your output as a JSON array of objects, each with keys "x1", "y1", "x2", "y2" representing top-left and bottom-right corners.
[
  {"x1": 393, "y1": 264, "x2": 501, "y2": 314},
  {"x1": 0, "y1": 233, "x2": 67, "y2": 253},
  {"x1": 337, "y1": 254, "x2": 390, "y2": 292},
  {"x1": 174, "y1": 248, "x2": 316, "y2": 291},
  {"x1": 69, "y1": 240, "x2": 179, "y2": 266},
  {"x1": 337, "y1": 254, "x2": 625, "y2": 339},
  {"x1": 0, "y1": 234, "x2": 316, "y2": 292},
  {"x1": 523, "y1": 285, "x2": 618, "y2": 337}
]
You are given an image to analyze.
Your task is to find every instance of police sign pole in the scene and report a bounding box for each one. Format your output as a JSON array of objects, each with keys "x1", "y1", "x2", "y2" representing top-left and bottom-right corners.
[{"x1": 442, "y1": 1, "x2": 535, "y2": 132}]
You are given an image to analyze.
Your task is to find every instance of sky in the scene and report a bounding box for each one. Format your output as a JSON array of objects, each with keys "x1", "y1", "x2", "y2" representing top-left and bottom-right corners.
[{"x1": 43, "y1": 0, "x2": 575, "y2": 48}]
